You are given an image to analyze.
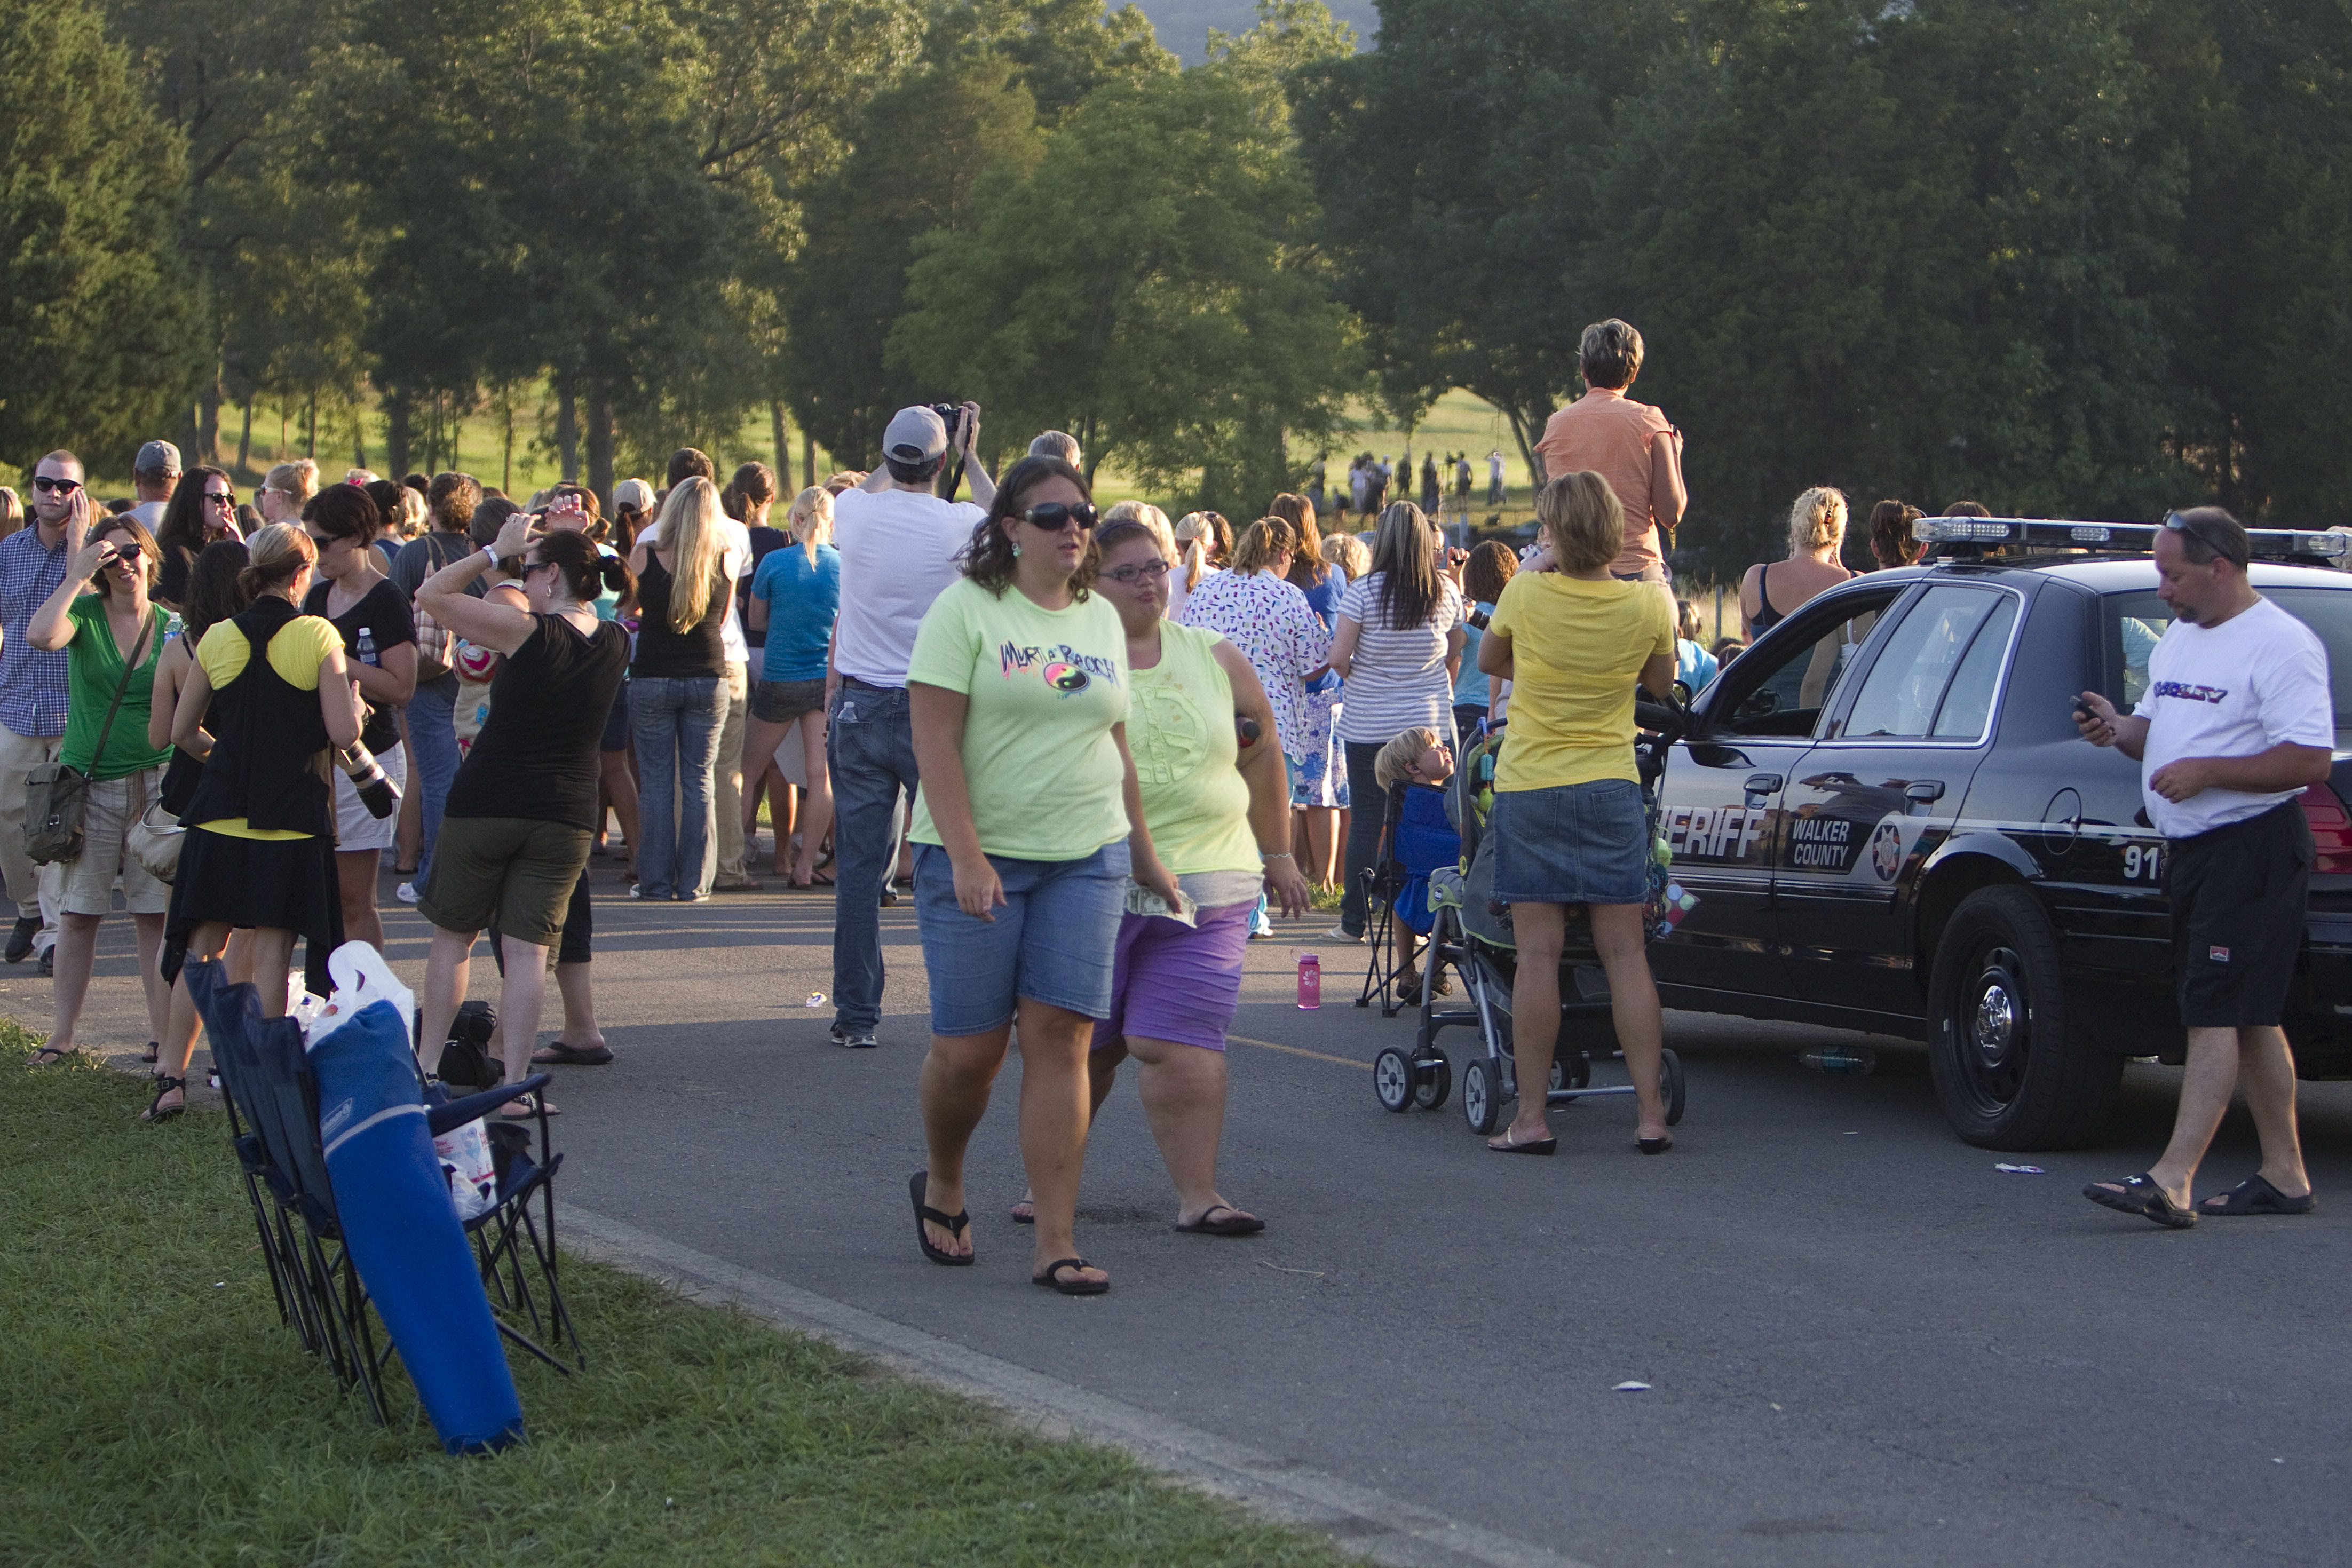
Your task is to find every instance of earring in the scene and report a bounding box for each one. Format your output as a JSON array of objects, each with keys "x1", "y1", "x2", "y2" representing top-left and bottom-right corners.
[{"x1": 1011, "y1": 543, "x2": 1023, "y2": 557}]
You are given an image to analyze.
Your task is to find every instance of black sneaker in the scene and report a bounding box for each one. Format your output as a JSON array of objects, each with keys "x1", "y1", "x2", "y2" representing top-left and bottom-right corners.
[
  {"x1": 830, "y1": 1025, "x2": 878, "y2": 1049},
  {"x1": 39, "y1": 947, "x2": 54, "y2": 978},
  {"x1": 4, "y1": 915, "x2": 36, "y2": 964}
]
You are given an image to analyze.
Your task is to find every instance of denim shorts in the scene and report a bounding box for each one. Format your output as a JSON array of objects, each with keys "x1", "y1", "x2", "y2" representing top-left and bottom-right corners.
[
  {"x1": 751, "y1": 677, "x2": 826, "y2": 725},
  {"x1": 1490, "y1": 778, "x2": 1648, "y2": 906},
  {"x1": 913, "y1": 838, "x2": 1131, "y2": 1035}
]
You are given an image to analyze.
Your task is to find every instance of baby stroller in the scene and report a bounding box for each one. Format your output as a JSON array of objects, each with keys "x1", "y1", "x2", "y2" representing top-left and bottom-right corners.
[{"x1": 1369, "y1": 698, "x2": 1692, "y2": 1138}]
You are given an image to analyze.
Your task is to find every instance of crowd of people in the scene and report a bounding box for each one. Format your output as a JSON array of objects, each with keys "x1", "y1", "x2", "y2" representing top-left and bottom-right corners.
[{"x1": 2, "y1": 312, "x2": 2324, "y2": 1277}]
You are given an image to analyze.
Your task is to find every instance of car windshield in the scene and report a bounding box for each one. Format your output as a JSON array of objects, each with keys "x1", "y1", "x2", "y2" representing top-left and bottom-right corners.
[{"x1": 2108, "y1": 587, "x2": 2352, "y2": 732}]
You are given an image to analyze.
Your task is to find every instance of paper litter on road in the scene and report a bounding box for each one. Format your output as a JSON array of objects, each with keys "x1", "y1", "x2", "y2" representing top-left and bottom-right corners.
[
  {"x1": 1614, "y1": 1381, "x2": 1651, "y2": 1392},
  {"x1": 804, "y1": 992, "x2": 825, "y2": 1007},
  {"x1": 1993, "y1": 1162, "x2": 2046, "y2": 1174}
]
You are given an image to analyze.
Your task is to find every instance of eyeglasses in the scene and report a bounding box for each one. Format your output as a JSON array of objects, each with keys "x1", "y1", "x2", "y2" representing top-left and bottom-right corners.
[
  {"x1": 1102, "y1": 560, "x2": 1171, "y2": 585},
  {"x1": 2162, "y1": 510, "x2": 2247, "y2": 568},
  {"x1": 1022, "y1": 502, "x2": 1097, "y2": 533},
  {"x1": 31, "y1": 476, "x2": 81, "y2": 496}
]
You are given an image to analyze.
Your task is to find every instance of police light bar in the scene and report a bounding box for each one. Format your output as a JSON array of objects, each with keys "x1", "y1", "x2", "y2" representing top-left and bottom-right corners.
[{"x1": 1911, "y1": 516, "x2": 2351, "y2": 560}]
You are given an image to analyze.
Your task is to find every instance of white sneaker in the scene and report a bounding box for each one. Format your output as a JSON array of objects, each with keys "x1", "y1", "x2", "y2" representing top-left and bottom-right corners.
[
  {"x1": 395, "y1": 882, "x2": 419, "y2": 905},
  {"x1": 1321, "y1": 923, "x2": 1363, "y2": 944}
]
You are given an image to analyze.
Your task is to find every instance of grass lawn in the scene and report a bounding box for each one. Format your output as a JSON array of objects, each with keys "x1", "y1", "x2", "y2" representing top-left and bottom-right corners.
[{"x1": 0, "y1": 1018, "x2": 1349, "y2": 1567}]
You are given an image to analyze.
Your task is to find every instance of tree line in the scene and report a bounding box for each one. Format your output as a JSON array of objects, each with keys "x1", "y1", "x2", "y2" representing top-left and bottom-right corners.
[{"x1": 5, "y1": 0, "x2": 2348, "y2": 564}]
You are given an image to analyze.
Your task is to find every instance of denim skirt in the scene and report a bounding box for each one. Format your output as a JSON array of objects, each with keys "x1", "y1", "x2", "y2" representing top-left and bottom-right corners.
[{"x1": 1489, "y1": 778, "x2": 1648, "y2": 906}]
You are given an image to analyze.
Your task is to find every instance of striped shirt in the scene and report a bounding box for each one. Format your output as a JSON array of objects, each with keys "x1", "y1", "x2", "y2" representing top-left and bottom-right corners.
[
  {"x1": 1335, "y1": 572, "x2": 1463, "y2": 745},
  {"x1": 0, "y1": 526, "x2": 71, "y2": 737}
]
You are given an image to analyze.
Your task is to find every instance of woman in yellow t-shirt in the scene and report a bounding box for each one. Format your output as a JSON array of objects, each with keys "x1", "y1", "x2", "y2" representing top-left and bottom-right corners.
[
  {"x1": 1476, "y1": 472, "x2": 1678, "y2": 1157},
  {"x1": 905, "y1": 456, "x2": 1181, "y2": 1297}
]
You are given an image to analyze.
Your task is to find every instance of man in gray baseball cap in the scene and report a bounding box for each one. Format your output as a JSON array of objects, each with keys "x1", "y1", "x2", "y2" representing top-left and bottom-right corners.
[{"x1": 130, "y1": 440, "x2": 180, "y2": 529}]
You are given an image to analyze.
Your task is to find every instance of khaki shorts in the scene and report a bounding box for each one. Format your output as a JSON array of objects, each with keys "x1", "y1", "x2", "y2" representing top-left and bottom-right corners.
[
  {"x1": 416, "y1": 814, "x2": 593, "y2": 949},
  {"x1": 59, "y1": 768, "x2": 170, "y2": 917}
]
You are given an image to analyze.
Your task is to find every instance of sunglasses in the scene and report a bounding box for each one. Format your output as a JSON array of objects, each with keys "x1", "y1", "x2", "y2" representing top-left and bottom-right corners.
[
  {"x1": 99, "y1": 536, "x2": 143, "y2": 560},
  {"x1": 31, "y1": 476, "x2": 81, "y2": 496},
  {"x1": 1102, "y1": 559, "x2": 1171, "y2": 585},
  {"x1": 521, "y1": 559, "x2": 559, "y2": 577},
  {"x1": 204, "y1": 490, "x2": 235, "y2": 509},
  {"x1": 1022, "y1": 502, "x2": 1097, "y2": 533},
  {"x1": 2162, "y1": 510, "x2": 2247, "y2": 567}
]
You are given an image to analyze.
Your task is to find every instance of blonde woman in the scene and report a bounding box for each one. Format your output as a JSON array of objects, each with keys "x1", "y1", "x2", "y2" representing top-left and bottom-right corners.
[
  {"x1": 258, "y1": 459, "x2": 320, "y2": 526},
  {"x1": 1169, "y1": 511, "x2": 1219, "y2": 619},
  {"x1": 746, "y1": 486, "x2": 841, "y2": 886},
  {"x1": 1322, "y1": 531, "x2": 1369, "y2": 583},
  {"x1": 1740, "y1": 486, "x2": 1853, "y2": 637},
  {"x1": 628, "y1": 476, "x2": 739, "y2": 900},
  {"x1": 1478, "y1": 472, "x2": 1677, "y2": 1156}
]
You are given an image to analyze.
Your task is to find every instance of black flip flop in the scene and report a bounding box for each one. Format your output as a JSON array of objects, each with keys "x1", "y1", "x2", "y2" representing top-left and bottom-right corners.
[
  {"x1": 1487, "y1": 1130, "x2": 1557, "y2": 1156},
  {"x1": 2083, "y1": 1173, "x2": 2198, "y2": 1229},
  {"x1": 530, "y1": 1041, "x2": 615, "y2": 1066},
  {"x1": 1032, "y1": 1257, "x2": 1108, "y2": 1295},
  {"x1": 910, "y1": 1170, "x2": 973, "y2": 1266},
  {"x1": 2198, "y1": 1174, "x2": 2315, "y2": 1216},
  {"x1": 1175, "y1": 1205, "x2": 1265, "y2": 1237}
]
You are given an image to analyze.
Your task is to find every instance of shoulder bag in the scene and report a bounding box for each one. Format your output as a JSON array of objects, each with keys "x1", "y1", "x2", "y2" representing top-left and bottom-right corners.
[{"x1": 26, "y1": 611, "x2": 158, "y2": 865}]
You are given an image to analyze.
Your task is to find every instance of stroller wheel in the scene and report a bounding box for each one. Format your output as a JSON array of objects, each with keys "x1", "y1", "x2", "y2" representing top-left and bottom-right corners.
[
  {"x1": 1662, "y1": 1047, "x2": 1686, "y2": 1127},
  {"x1": 1414, "y1": 1054, "x2": 1451, "y2": 1111},
  {"x1": 1373, "y1": 1047, "x2": 1416, "y2": 1113},
  {"x1": 1461, "y1": 1058, "x2": 1501, "y2": 1135}
]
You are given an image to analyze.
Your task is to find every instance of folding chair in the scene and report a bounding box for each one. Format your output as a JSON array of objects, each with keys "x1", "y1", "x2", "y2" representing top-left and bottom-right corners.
[
  {"x1": 1357, "y1": 783, "x2": 1463, "y2": 1017},
  {"x1": 424, "y1": 1081, "x2": 580, "y2": 1373},
  {"x1": 1355, "y1": 784, "x2": 1411, "y2": 1013}
]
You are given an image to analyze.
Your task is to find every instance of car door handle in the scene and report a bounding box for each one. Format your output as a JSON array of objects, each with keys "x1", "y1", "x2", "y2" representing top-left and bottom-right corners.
[
  {"x1": 1743, "y1": 772, "x2": 1783, "y2": 808},
  {"x1": 1905, "y1": 780, "x2": 1946, "y2": 816}
]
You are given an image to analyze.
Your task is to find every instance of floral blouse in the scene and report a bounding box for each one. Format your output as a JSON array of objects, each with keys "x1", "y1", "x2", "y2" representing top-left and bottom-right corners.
[{"x1": 1176, "y1": 567, "x2": 1332, "y2": 759}]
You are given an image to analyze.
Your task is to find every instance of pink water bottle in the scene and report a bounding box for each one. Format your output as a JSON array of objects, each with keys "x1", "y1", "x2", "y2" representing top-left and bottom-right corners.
[{"x1": 1296, "y1": 952, "x2": 1321, "y2": 1010}]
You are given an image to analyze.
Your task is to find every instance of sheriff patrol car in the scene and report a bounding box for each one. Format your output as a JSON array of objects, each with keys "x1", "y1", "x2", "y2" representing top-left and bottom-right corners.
[{"x1": 1651, "y1": 517, "x2": 2352, "y2": 1151}]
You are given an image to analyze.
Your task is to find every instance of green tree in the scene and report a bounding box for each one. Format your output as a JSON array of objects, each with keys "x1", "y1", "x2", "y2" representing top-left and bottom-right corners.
[
  {"x1": 891, "y1": 66, "x2": 1357, "y2": 512},
  {"x1": 0, "y1": 0, "x2": 204, "y2": 473}
]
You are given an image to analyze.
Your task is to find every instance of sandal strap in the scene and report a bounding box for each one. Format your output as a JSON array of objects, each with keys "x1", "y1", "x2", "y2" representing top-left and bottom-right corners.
[
  {"x1": 1039, "y1": 1256, "x2": 1091, "y2": 1280},
  {"x1": 916, "y1": 1201, "x2": 970, "y2": 1237}
]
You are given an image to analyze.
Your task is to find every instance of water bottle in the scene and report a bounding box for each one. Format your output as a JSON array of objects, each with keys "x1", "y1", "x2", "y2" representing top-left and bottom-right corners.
[
  {"x1": 1296, "y1": 952, "x2": 1321, "y2": 1010},
  {"x1": 1796, "y1": 1046, "x2": 1876, "y2": 1076},
  {"x1": 356, "y1": 627, "x2": 379, "y2": 667}
]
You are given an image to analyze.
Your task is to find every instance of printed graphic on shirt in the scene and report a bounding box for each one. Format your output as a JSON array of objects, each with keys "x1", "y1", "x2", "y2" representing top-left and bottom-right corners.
[
  {"x1": 2149, "y1": 680, "x2": 2228, "y2": 704},
  {"x1": 999, "y1": 640, "x2": 1121, "y2": 698}
]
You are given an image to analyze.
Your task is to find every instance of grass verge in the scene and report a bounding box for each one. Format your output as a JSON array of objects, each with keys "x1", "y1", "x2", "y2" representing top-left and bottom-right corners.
[{"x1": 0, "y1": 1017, "x2": 1349, "y2": 1566}]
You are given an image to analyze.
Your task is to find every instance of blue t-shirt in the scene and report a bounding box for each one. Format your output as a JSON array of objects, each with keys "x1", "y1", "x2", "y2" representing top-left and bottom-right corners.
[
  {"x1": 750, "y1": 543, "x2": 842, "y2": 682},
  {"x1": 1454, "y1": 600, "x2": 1494, "y2": 707}
]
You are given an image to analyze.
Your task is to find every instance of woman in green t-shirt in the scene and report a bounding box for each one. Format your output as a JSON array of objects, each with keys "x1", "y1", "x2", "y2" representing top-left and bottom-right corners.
[
  {"x1": 906, "y1": 456, "x2": 1181, "y2": 1297},
  {"x1": 22, "y1": 511, "x2": 176, "y2": 1103},
  {"x1": 1476, "y1": 472, "x2": 1679, "y2": 1158}
]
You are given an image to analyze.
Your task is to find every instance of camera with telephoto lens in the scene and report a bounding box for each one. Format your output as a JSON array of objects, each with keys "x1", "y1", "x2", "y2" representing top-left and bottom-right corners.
[{"x1": 337, "y1": 742, "x2": 401, "y2": 819}]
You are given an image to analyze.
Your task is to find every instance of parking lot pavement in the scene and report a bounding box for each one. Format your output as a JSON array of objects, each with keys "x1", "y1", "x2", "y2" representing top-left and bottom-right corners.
[{"x1": 26, "y1": 876, "x2": 2352, "y2": 1567}]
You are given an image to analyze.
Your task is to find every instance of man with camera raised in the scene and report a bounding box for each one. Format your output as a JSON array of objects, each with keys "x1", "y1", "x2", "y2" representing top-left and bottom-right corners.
[{"x1": 824, "y1": 402, "x2": 994, "y2": 1049}]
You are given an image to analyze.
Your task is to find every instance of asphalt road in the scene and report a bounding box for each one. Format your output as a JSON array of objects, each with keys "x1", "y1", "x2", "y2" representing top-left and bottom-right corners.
[{"x1": 20, "y1": 865, "x2": 2352, "y2": 1568}]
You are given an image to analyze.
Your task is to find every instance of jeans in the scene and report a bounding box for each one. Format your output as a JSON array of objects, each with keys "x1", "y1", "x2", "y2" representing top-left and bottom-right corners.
[
  {"x1": 712, "y1": 661, "x2": 750, "y2": 878},
  {"x1": 408, "y1": 683, "x2": 462, "y2": 887},
  {"x1": 828, "y1": 682, "x2": 917, "y2": 1032},
  {"x1": 630, "y1": 675, "x2": 728, "y2": 899},
  {"x1": 1339, "y1": 739, "x2": 1387, "y2": 936}
]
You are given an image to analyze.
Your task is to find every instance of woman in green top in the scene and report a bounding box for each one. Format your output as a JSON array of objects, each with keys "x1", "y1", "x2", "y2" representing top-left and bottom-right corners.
[
  {"x1": 1008, "y1": 517, "x2": 1312, "y2": 1236},
  {"x1": 906, "y1": 456, "x2": 1181, "y2": 1296},
  {"x1": 23, "y1": 512, "x2": 175, "y2": 1098}
]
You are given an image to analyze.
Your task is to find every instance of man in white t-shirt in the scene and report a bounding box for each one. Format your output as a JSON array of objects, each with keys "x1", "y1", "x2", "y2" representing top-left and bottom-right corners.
[
  {"x1": 128, "y1": 439, "x2": 179, "y2": 530},
  {"x1": 825, "y1": 402, "x2": 994, "y2": 1048},
  {"x1": 2078, "y1": 508, "x2": 2334, "y2": 1226}
]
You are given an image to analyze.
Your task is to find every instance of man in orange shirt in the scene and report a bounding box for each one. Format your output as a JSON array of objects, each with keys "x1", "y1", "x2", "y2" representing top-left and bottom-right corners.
[{"x1": 1534, "y1": 319, "x2": 1688, "y2": 582}]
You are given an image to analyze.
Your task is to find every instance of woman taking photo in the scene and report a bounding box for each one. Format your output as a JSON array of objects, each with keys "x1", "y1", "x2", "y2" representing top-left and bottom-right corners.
[
  {"x1": 300, "y1": 484, "x2": 416, "y2": 952},
  {"x1": 153, "y1": 467, "x2": 241, "y2": 609},
  {"x1": 745, "y1": 486, "x2": 839, "y2": 886},
  {"x1": 22, "y1": 511, "x2": 175, "y2": 1100},
  {"x1": 1328, "y1": 502, "x2": 1465, "y2": 943},
  {"x1": 167, "y1": 525, "x2": 360, "y2": 1035},
  {"x1": 907, "y1": 456, "x2": 1179, "y2": 1296},
  {"x1": 627, "y1": 477, "x2": 737, "y2": 901},
  {"x1": 1007, "y1": 517, "x2": 1311, "y2": 1234},
  {"x1": 1477, "y1": 472, "x2": 1677, "y2": 1155},
  {"x1": 414, "y1": 516, "x2": 632, "y2": 1104}
]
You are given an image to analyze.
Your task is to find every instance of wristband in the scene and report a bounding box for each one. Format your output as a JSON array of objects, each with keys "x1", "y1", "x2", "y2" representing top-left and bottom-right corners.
[
  {"x1": 1261, "y1": 852, "x2": 1293, "y2": 861},
  {"x1": 480, "y1": 548, "x2": 500, "y2": 572}
]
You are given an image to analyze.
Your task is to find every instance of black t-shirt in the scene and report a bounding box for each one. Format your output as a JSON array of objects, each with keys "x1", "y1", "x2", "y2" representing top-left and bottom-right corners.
[
  {"x1": 742, "y1": 525, "x2": 790, "y2": 650},
  {"x1": 630, "y1": 556, "x2": 730, "y2": 679},
  {"x1": 303, "y1": 576, "x2": 416, "y2": 754},
  {"x1": 445, "y1": 615, "x2": 630, "y2": 831}
]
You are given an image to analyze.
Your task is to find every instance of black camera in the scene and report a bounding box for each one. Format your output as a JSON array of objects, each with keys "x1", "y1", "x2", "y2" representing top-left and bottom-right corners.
[
  {"x1": 929, "y1": 402, "x2": 964, "y2": 441},
  {"x1": 337, "y1": 742, "x2": 401, "y2": 819}
]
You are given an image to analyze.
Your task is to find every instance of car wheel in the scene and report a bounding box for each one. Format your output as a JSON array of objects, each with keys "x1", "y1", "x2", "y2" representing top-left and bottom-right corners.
[{"x1": 1926, "y1": 884, "x2": 2121, "y2": 1150}]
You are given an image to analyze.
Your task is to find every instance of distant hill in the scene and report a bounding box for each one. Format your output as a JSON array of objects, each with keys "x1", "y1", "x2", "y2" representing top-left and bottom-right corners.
[{"x1": 1124, "y1": 1, "x2": 1379, "y2": 64}]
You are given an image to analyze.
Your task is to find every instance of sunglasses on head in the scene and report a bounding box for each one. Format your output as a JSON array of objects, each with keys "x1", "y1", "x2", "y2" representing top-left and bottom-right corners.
[
  {"x1": 2162, "y1": 510, "x2": 2247, "y2": 567},
  {"x1": 32, "y1": 476, "x2": 81, "y2": 496},
  {"x1": 1021, "y1": 502, "x2": 1097, "y2": 533}
]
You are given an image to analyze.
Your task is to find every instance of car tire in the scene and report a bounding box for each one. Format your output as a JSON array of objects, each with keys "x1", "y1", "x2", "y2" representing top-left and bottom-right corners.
[{"x1": 1926, "y1": 884, "x2": 2121, "y2": 1150}]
